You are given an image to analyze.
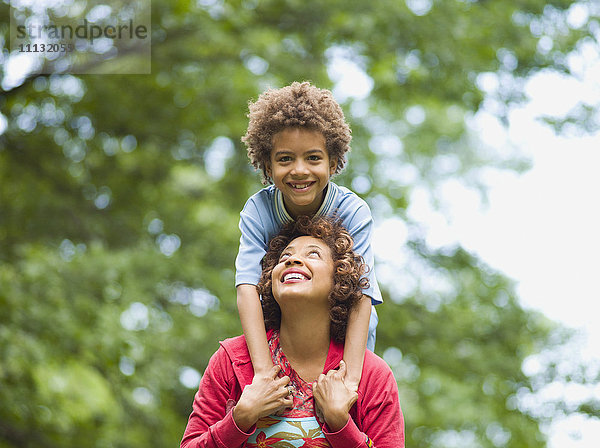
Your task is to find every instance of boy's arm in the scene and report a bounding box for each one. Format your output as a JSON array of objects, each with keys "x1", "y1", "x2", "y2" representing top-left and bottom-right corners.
[
  {"x1": 342, "y1": 294, "x2": 371, "y2": 392},
  {"x1": 236, "y1": 284, "x2": 273, "y2": 374}
]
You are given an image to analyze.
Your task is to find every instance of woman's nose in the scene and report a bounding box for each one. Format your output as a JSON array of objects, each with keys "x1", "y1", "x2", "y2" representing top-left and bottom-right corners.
[{"x1": 285, "y1": 255, "x2": 303, "y2": 265}]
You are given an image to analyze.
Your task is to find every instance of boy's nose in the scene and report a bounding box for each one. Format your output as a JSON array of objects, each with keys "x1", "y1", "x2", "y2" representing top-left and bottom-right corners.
[{"x1": 290, "y1": 161, "x2": 309, "y2": 176}]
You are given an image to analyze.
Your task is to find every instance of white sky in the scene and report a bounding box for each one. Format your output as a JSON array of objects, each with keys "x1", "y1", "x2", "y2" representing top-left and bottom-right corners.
[
  {"x1": 455, "y1": 71, "x2": 600, "y2": 447},
  {"x1": 463, "y1": 114, "x2": 599, "y2": 335},
  {"x1": 453, "y1": 75, "x2": 600, "y2": 448},
  {"x1": 438, "y1": 64, "x2": 600, "y2": 337},
  {"x1": 369, "y1": 53, "x2": 600, "y2": 446}
]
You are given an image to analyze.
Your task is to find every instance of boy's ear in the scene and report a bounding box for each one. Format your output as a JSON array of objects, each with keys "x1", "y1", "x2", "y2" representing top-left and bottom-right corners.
[
  {"x1": 265, "y1": 161, "x2": 272, "y2": 178},
  {"x1": 329, "y1": 157, "x2": 337, "y2": 176}
]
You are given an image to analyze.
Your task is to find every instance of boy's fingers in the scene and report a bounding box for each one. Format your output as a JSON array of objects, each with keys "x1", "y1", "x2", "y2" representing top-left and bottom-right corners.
[
  {"x1": 337, "y1": 360, "x2": 347, "y2": 377},
  {"x1": 315, "y1": 404, "x2": 324, "y2": 422},
  {"x1": 270, "y1": 365, "x2": 281, "y2": 378},
  {"x1": 276, "y1": 375, "x2": 290, "y2": 387},
  {"x1": 274, "y1": 395, "x2": 293, "y2": 413},
  {"x1": 278, "y1": 385, "x2": 293, "y2": 398},
  {"x1": 312, "y1": 382, "x2": 321, "y2": 400}
]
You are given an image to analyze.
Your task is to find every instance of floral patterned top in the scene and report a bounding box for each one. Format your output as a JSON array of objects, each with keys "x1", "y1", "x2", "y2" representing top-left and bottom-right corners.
[
  {"x1": 269, "y1": 330, "x2": 318, "y2": 418},
  {"x1": 245, "y1": 330, "x2": 331, "y2": 448}
]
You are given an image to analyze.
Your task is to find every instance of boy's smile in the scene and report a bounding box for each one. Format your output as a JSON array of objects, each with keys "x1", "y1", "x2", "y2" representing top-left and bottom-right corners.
[{"x1": 267, "y1": 128, "x2": 336, "y2": 219}]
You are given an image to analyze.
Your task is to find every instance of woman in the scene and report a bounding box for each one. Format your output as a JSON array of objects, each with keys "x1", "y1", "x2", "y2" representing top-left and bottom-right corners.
[{"x1": 181, "y1": 217, "x2": 404, "y2": 447}]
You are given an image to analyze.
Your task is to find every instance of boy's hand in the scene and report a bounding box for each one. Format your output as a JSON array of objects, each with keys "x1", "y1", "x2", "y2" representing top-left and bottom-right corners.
[
  {"x1": 342, "y1": 358, "x2": 360, "y2": 393},
  {"x1": 343, "y1": 378, "x2": 359, "y2": 394},
  {"x1": 233, "y1": 365, "x2": 293, "y2": 432},
  {"x1": 313, "y1": 361, "x2": 358, "y2": 432}
]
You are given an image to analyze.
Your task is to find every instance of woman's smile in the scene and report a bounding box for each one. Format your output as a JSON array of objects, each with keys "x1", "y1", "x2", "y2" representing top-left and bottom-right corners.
[{"x1": 281, "y1": 268, "x2": 311, "y2": 283}]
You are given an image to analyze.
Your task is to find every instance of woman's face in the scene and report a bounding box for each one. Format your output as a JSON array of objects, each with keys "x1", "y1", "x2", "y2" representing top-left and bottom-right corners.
[{"x1": 271, "y1": 235, "x2": 334, "y2": 305}]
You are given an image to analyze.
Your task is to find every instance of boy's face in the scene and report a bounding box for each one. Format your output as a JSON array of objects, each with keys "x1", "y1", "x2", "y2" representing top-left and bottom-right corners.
[{"x1": 266, "y1": 128, "x2": 336, "y2": 218}]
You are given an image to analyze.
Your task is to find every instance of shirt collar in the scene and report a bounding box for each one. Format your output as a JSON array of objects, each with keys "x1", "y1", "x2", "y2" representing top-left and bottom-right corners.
[
  {"x1": 266, "y1": 329, "x2": 343, "y2": 373},
  {"x1": 273, "y1": 183, "x2": 337, "y2": 226}
]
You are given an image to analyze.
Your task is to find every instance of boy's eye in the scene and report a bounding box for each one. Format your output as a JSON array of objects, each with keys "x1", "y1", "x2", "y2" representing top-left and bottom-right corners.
[
  {"x1": 308, "y1": 155, "x2": 321, "y2": 161},
  {"x1": 278, "y1": 156, "x2": 292, "y2": 162}
]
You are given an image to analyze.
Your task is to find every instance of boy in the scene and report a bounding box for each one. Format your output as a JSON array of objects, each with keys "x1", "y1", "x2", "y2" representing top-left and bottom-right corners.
[{"x1": 236, "y1": 81, "x2": 382, "y2": 392}]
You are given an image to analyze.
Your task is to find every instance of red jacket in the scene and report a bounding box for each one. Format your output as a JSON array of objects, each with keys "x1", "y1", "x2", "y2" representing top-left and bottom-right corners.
[{"x1": 180, "y1": 332, "x2": 405, "y2": 448}]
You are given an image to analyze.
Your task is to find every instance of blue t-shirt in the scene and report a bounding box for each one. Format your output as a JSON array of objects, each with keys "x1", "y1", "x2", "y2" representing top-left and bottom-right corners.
[{"x1": 235, "y1": 182, "x2": 382, "y2": 305}]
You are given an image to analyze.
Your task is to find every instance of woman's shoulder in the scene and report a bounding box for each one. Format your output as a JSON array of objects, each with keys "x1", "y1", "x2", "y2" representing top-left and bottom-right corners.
[
  {"x1": 219, "y1": 335, "x2": 250, "y2": 359},
  {"x1": 358, "y1": 351, "x2": 400, "y2": 406},
  {"x1": 362, "y1": 350, "x2": 395, "y2": 381},
  {"x1": 207, "y1": 335, "x2": 253, "y2": 386}
]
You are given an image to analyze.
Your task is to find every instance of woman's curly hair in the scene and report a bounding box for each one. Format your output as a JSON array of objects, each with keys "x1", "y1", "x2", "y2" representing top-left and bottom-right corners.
[
  {"x1": 258, "y1": 216, "x2": 368, "y2": 343},
  {"x1": 242, "y1": 81, "x2": 352, "y2": 185}
]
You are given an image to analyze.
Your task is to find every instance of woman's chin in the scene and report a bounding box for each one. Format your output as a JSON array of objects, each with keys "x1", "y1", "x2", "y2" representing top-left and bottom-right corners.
[
  {"x1": 275, "y1": 290, "x2": 311, "y2": 304},
  {"x1": 277, "y1": 296, "x2": 330, "y2": 316}
]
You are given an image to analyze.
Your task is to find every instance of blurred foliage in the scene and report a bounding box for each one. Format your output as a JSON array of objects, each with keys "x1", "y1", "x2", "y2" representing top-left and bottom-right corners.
[
  {"x1": 1, "y1": 0, "x2": 599, "y2": 447},
  {"x1": 540, "y1": 102, "x2": 600, "y2": 135}
]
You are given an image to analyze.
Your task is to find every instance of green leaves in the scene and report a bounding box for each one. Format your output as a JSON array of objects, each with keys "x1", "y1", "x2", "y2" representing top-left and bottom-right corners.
[{"x1": 1, "y1": 0, "x2": 598, "y2": 446}]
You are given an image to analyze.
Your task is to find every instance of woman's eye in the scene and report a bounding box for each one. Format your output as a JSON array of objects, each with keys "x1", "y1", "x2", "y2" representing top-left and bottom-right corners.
[
  {"x1": 308, "y1": 250, "x2": 320, "y2": 258},
  {"x1": 279, "y1": 253, "x2": 290, "y2": 261}
]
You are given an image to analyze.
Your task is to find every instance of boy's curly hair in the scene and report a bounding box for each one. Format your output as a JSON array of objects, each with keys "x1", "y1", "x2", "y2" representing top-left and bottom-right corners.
[
  {"x1": 242, "y1": 81, "x2": 352, "y2": 184},
  {"x1": 257, "y1": 216, "x2": 368, "y2": 343}
]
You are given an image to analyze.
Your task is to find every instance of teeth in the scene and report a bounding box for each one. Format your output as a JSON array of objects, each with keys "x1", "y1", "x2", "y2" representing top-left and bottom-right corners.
[
  {"x1": 291, "y1": 183, "x2": 311, "y2": 189},
  {"x1": 284, "y1": 272, "x2": 307, "y2": 282}
]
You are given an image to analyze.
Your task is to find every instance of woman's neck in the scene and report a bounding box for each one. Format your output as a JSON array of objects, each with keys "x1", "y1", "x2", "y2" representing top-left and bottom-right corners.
[{"x1": 278, "y1": 310, "x2": 330, "y2": 379}]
